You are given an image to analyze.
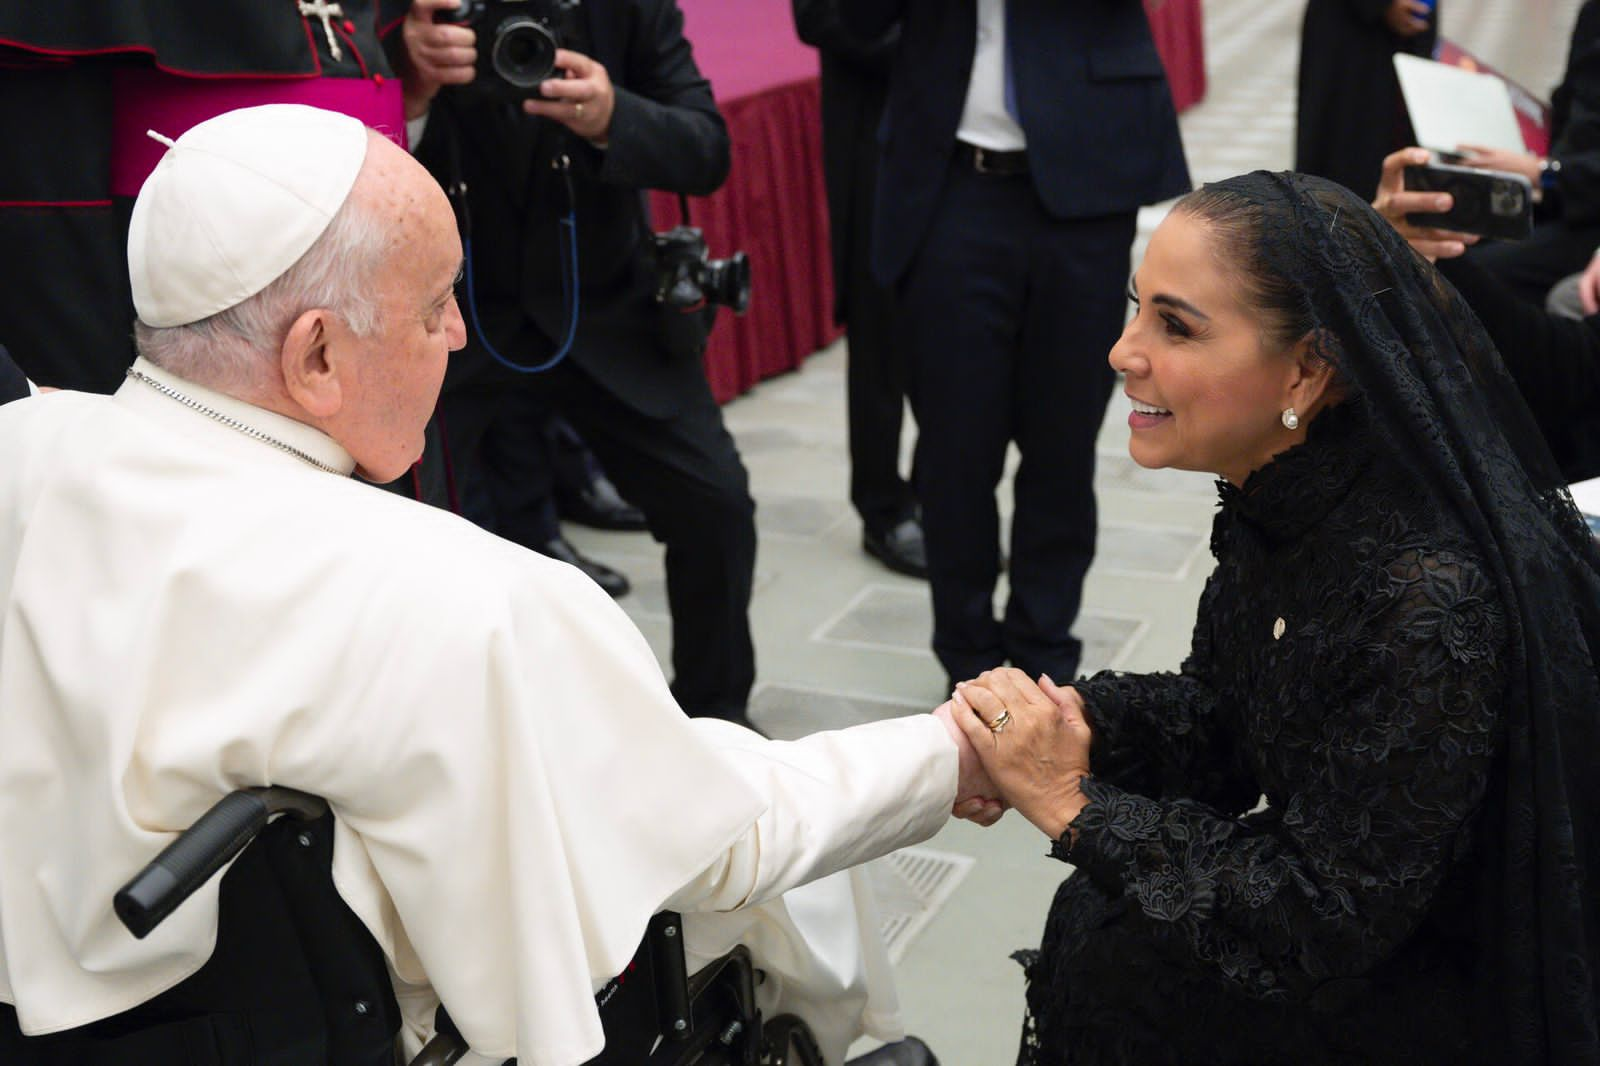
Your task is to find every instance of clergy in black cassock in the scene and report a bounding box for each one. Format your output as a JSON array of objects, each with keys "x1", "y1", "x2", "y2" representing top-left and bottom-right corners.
[
  {"x1": 0, "y1": 0, "x2": 409, "y2": 395},
  {"x1": 1296, "y1": 0, "x2": 1437, "y2": 201}
]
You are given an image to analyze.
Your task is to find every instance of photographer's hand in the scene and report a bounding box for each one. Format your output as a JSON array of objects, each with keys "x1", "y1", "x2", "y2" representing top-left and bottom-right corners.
[
  {"x1": 1373, "y1": 147, "x2": 1479, "y2": 262},
  {"x1": 401, "y1": 0, "x2": 477, "y2": 120},
  {"x1": 525, "y1": 50, "x2": 617, "y2": 144}
]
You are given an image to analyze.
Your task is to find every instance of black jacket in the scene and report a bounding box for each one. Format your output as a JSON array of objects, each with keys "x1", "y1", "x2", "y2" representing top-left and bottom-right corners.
[
  {"x1": 1547, "y1": 0, "x2": 1600, "y2": 226},
  {"x1": 1438, "y1": 254, "x2": 1600, "y2": 479},
  {"x1": 414, "y1": 0, "x2": 729, "y2": 417},
  {"x1": 841, "y1": 0, "x2": 1190, "y2": 286}
]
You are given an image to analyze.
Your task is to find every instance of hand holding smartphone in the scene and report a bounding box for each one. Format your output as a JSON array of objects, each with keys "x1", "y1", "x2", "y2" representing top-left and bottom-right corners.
[{"x1": 1403, "y1": 157, "x2": 1534, "y2": 241}]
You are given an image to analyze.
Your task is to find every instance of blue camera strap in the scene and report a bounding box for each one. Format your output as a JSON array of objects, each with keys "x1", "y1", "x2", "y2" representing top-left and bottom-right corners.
[
  {"x1": 443, "y1": 113, "x2": 581, "y2": 375},
  {"x1": 462, "y1": 151, "x2": 579, "y2": 374}
]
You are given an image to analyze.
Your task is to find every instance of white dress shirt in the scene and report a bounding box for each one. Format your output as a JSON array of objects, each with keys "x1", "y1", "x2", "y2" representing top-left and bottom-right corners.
[{"x1": 957, "y1": 0, "x2": 1027, "y2": 150}]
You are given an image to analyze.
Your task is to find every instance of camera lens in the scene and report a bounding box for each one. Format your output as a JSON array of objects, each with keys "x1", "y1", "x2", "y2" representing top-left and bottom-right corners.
[
  {"x1": 491, "y1": 17, "x2": 559, "y2": 89},
  {"x1": 705, "y1": 253, "x2": 752, "y2": 314},
  {"x1": 1490, "y1": 180, "x2": 1526, "y2": 218}
]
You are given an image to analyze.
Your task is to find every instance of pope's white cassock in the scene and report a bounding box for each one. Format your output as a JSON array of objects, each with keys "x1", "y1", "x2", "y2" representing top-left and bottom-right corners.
[{"x1": 0, "y1": 358, "x2": 957, "y2": 1064}]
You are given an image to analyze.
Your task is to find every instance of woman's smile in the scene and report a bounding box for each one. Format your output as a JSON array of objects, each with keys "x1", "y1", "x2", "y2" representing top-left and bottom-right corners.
[{"x1": 1127, "y1": 395, "x2": 1172, "y2": 430}]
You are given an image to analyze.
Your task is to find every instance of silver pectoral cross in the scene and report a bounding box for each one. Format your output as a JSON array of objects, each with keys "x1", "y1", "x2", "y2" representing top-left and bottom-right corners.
[{"x1": 297, "y1": 0, "x2": 346, "y2": 61}]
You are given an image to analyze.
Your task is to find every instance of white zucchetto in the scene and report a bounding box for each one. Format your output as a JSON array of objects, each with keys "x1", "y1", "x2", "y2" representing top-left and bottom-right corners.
[{"x1": 127, "y1": 104, "x2": 369, "y2": 328}]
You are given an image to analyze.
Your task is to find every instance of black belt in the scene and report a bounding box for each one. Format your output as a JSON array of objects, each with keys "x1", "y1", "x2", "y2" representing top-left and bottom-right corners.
[{"x1": 957, "y1": 141, "x2": 1029, "y2": 176}]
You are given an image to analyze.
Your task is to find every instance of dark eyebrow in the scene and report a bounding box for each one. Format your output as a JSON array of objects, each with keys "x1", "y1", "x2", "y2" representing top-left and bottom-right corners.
[{"x1": 1151, "y1": 293, "x2": 1210, "y2": 321}]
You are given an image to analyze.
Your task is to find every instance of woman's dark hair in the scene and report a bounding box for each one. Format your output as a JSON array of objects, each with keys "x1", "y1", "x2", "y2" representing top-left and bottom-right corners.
[{"x1": 1173, "y1": 182, "x2": 1320, "y2": 356}]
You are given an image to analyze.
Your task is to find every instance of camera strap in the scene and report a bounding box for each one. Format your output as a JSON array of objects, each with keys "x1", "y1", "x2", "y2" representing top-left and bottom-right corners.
[{"x1": 443, "y1": 104, "x2": 582, "y2": 375}]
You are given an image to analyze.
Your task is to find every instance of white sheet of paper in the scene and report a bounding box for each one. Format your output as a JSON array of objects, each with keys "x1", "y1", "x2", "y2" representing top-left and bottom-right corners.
[
  {"x1": 1569, "y1": 476, "x2": 1600, "y2": 518},
  {"x1": 1394, "y1": 53, "x2": 1526, "y2": 154}
]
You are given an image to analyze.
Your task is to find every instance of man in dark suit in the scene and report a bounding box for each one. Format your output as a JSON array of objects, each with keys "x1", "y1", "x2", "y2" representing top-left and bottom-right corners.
[
  {"x1": 843, "y1": 0, "x2": 1190, "y2": 688},
  {"x1": 792, "y1": 0, "x2": 925, "y2": 579},
  {"x1": 401, "y1": 0, "x2": 759, "y2": 726}
]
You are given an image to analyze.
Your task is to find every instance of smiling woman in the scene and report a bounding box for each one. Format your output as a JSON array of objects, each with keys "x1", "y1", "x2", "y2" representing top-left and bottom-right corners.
[
  {"x1": 1113, "y1": 206, "x2": 1339, "y2": 487},
  {"x1": 947, "y1": 172, "x2": 1600, "y2": 1065}
]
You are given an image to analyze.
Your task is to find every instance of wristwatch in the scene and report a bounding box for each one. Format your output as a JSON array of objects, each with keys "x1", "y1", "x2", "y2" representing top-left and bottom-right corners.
[{"x1": 1541, "y1": 156, "x2": 1563, "y2": 193}]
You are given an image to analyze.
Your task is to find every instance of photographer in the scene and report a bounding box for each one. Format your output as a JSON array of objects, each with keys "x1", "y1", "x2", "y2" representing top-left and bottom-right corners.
[{"x1": 399, "y1": 0, "x2": 761, "y2": 728}]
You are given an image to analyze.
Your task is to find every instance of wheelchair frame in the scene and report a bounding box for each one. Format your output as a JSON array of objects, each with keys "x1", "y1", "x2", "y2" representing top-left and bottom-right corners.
[{"x1": 112, "y1": 787, "x2": 826, "y2": 1066}]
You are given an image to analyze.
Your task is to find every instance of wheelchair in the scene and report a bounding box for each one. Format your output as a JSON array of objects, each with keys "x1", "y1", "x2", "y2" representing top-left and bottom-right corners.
[{"x1": 1, "y1": 787, "x2": 826, "y2": 1066}]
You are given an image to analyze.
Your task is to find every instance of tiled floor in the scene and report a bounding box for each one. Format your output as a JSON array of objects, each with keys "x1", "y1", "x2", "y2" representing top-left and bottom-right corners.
[{"x1": 566, "y1": 2, "x2": 1583, "y2": 1059}]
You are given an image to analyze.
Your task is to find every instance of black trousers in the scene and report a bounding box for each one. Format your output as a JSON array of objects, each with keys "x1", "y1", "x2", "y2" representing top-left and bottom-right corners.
[
  {"x1": 839, "y1": 126, "x2": 916, "y2": 534},
  {"x1": 440, "y1": 361, "x2": 757, "y2": 720},
  {"x1": 897, "y1": 159, "x2": 1134, "y2": 685}
]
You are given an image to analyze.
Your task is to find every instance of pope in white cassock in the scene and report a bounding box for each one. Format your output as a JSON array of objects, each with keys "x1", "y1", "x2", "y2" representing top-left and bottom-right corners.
[{"x1": 0, "y1": 105, "x2": 992, "y2": 1065}]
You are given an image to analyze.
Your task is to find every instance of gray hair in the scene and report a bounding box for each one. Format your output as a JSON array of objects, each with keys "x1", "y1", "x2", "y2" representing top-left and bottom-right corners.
[{"x1": 133, "y1": 190, "x2": 390, "y2": 393}]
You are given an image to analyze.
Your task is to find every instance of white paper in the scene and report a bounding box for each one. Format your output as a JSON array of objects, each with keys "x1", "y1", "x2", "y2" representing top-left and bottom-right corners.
[
  {"x1": 1569, "y1": 475, "x2": 1600, "y2": 518},
  {"x1": 1394, "y1": 53, "x2": 1527, "y2": 154}
]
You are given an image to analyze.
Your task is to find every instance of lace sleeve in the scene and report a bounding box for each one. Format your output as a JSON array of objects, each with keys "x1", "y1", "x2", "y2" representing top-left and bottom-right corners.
[
  {"x1": 1059, "y1": 549, "x2": 1505, "y2": 1003},
  {"x1": 1075, "y1": 576, "x2": 1259, "y2": 813}
]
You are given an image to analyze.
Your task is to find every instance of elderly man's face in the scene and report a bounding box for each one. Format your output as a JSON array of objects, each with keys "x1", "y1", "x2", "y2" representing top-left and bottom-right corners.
[{"x1": 336, "y1": 136, "x2": 466, "y2": 483}]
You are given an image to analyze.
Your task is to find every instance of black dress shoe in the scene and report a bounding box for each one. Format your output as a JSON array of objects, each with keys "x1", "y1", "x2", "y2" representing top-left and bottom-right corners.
[
  {"x1": 557, "y1": 474, "x2": 649, "y2": 532},
  {"x1": 863, "y1": 517, "x2": 928, "y2": 579},
  {"x1": 845, "y1": 1036, "x2": 939, "y2": 1065},
  {"x1": 537, "y1": 535, "x2": 631, "y2": 599}
]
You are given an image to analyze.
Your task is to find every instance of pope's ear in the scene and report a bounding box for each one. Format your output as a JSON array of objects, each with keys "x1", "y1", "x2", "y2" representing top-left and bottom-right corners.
[{"x1": 280, "y1": 308, "x2": 343, "y2": 418}]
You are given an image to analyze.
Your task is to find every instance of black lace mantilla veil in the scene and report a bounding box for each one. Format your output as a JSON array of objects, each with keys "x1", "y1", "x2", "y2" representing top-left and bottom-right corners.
[
  {"x1": 1052, "y1": 172, "x2": 1600, "y2": 1061},
  {"x1": 1253, "y1": 172, "x2": 1600, "y2": 1061}
]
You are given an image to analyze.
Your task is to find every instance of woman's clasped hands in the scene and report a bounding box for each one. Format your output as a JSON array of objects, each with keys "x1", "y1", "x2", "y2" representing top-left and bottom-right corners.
[{"x1": 948, "y1": 669, "x2": 1095, "y2": 840}]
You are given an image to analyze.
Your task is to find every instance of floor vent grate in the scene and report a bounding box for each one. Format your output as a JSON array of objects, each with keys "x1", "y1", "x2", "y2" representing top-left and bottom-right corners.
[{"x1": 866, "y1": 847, "x2": 976, "y2": 963}]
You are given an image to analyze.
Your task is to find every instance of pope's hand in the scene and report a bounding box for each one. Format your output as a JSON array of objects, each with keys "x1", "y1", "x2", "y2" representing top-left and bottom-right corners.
[
  {"x1": 524, "y1": 50, "x2": 617, "y2": 143},
  {"x1": 952, "y1": 669, "x2": 1092, "y2": 840},
  {"x1": 1373, "y1": 147, "x2": 1479, "y2": 262},
  {"x1": 401, "y1": 0, "x2": 478, "y2": 119},
  {"x1": 932, "y1": 700, "x2": 1005, "y2": 825}
]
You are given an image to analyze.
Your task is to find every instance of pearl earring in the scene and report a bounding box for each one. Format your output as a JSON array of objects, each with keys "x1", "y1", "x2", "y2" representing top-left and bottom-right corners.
[{"x1": 1281, "y1": 407, "x2": 1300, "y2": 430}]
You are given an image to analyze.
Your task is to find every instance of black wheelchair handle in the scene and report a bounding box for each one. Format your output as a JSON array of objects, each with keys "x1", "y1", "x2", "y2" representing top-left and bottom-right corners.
[{"x1": 114, "y1": 787, "x2": 328, "y2": 939}]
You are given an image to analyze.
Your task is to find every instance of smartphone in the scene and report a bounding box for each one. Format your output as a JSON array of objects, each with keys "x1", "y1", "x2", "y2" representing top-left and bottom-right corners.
[{"x1": 1403, "y1": 160, "x2": 1534, "y2": 241}]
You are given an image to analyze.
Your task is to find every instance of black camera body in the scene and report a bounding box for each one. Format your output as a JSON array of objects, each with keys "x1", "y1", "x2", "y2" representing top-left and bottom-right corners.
[
  {"x1": 653, "y1": 226, "x2": 752, "y2": 315},
  {"x1": 439, "y1": 0, "x2": 582, "y2": 99},
  {"x1": 1403, "y1": 159, "x2": 1534, "y2": 241}
]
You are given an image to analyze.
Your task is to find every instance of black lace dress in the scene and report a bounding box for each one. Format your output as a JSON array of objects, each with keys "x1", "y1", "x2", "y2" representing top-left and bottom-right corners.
[{"x1": 1017, "y1": 403, "x2": 1510, "y2": 1065}]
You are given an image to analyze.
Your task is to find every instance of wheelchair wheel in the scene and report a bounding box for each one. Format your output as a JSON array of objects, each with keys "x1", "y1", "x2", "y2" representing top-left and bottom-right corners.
[{"x1": 761, "y1": 1014, "x2": 825, "y2": 1066}]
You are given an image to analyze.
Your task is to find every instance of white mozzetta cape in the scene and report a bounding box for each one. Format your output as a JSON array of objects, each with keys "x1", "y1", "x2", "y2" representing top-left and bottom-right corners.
[{"x1": 0, "y1": 360, "x2": 956, "y2": 1064}]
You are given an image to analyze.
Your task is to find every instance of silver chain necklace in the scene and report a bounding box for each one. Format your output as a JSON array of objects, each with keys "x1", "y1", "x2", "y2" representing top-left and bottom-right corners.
[{"x1": 126, "y1": 368, "x2": 347, "y2": 476}]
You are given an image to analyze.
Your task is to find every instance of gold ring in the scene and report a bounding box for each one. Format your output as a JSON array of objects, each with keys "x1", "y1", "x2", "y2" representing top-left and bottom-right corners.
[
  {"x1": 575, "y1": 101, "x2": 585, "y2": 117},
  {"x1": 988, "y1": 709, "x2": 1012, "y2": 734}
]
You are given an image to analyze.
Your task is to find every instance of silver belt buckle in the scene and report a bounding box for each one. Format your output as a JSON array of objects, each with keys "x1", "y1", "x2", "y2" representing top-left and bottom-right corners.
[{"x1": 972, "y1": 145, "x2": 995, "y2": 173}]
